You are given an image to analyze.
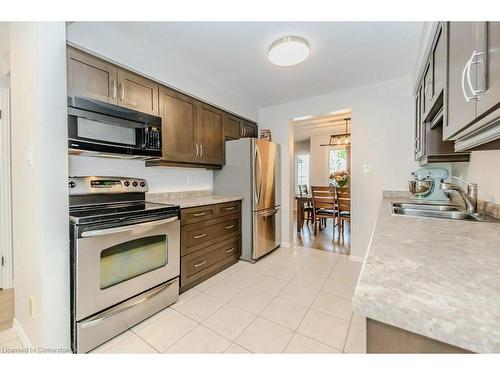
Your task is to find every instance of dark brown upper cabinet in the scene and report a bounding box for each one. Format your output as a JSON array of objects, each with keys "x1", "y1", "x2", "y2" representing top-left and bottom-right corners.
[
  {"x1": 223, "y1": 115, "x2": 258, "y2": 140},
  {"x1": 195, "y1": 104, "x2": 224, "y2": 165},
  {"x1": 159, "y1": 86, "x2": 197, "y2": 163},
  {"x1": 67, "y1": 47, "x2": 118, "y2": 104},
  {"x1": 223, "y1": 115, "x2": 243, "y2": 140},
  {"x1": 242, "y1": 121, "x2": 258, "y2": 138},
  {"x1": 67, "y1": 46, "x2": 159, "y2": 115},
  {"x1": 117, "y1": 69, "x2": 159, "y2": 115}
]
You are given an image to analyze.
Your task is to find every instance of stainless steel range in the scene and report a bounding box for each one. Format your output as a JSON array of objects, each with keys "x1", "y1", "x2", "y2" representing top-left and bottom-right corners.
[{"x1": 69, "y1": 176, "x2": 180, "y2": 353}]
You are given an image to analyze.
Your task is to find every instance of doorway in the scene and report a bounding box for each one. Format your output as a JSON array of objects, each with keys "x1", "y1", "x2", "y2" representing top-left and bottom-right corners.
[{"x1": 291, "y1": 108, "x2": 352, "y2": 253}]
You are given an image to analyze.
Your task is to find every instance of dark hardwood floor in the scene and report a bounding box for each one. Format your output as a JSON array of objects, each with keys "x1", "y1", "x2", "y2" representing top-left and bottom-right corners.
[
  {"x1": 294, "y1": 212, "x2": 350, "y2": 254},
  {"x1": 0, "y1": 288, "x2": 14, "y2": 332}
]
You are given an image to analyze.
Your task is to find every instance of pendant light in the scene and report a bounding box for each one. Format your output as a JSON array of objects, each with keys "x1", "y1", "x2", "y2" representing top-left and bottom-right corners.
[{"x1": 321, "y1": 118, "x2": 351, "y2": 147}]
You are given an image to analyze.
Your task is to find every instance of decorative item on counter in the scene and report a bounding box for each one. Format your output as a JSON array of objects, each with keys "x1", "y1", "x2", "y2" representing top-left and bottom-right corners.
[
  {"x1": 330, "y1": 170, "x2": 350, "y2": 187},
  {"x1": 259, "y1": 129, "x2": 272, "y2": 141}
]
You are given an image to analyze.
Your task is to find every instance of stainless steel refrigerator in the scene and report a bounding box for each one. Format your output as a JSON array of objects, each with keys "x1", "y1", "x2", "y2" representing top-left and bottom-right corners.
[{"x1": 214, "y1": 138, "x2": 281, "y2": 262}]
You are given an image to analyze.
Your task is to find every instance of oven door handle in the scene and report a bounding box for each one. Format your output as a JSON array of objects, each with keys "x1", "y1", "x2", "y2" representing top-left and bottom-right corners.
[
  {"x1": 81, "y1": 216, "x2": 178, "y2": 238},
  {"x1": 79, "y1": 280, "x2": 176, "y2": 329}
]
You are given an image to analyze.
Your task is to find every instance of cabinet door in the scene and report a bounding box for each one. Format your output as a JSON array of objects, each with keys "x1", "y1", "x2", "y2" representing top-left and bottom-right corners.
[
  {"x1": 243, "y1": 121, "x2": 258, "y2": 138},
  {"x1": 445, "y1": 22, "x2": 480, "y2": 140},
  {"x1": 117, "y1": 69, "x2": 159, "y2": 115},
  {"x1": 196, "y1": 105, "x2": 224, "y2": 165},
  {"x1": 415, "y1": 85, "x2": 426, "y2": 160},
  {"x1": 477, "y1": 22, "x2": 500, "y2": 118},
  {"x1": 67, "y1": 47, "x2": 118, "y2": 104},
  {"x1": 159, "y1": 87, "x2": 196, "y2": 162},
  {"x1": 422, "y1": 62, "x2": 432, "y2": 115},
  {"x1": 433, "y1": 26, "x2": 446, "y2": 103},
  {"x1": 223, "y1": 115, "x2": 242, "y2": 139}
]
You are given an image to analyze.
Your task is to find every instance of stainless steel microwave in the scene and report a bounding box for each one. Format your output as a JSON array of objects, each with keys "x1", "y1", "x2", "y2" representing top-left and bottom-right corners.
[{"x1": 68, "y1": 96, "x2": 162, "y2": 159}]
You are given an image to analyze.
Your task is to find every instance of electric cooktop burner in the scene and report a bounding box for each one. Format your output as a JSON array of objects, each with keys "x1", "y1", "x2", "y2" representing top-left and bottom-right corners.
[
  {"x1": 69, "y1": 201, "x2": 179, "y2": 225},
  {"x1": 68, "y1": 176, "x2": 180, "y2": 225}
]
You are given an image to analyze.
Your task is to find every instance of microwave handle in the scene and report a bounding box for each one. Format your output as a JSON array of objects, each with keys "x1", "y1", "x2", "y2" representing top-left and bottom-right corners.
[
  {"x1": 81, "y1": 216, "x2": 178, "y2": 238},
  {"x1": 142, "y1": 126, "x2": 149, "y2": 149}
]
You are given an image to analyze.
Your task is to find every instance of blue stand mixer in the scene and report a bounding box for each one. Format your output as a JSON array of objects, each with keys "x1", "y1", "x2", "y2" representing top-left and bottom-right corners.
[{"x1": 409, "y1": 168, "x2": 449, "y2": 201}]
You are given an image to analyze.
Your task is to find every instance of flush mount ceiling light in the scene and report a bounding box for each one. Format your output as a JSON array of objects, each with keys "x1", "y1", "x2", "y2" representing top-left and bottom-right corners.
[{"x1": 268, "y1": 36, "x2": 310, "y2": 67}]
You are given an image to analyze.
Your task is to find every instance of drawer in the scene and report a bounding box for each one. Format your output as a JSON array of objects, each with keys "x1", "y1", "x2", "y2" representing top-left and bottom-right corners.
[
  {"x1": 217, "y1": 201, "x2": 241, "y2": 217},
  {"x1": 182, "y1": 216, "x2": 240, "y2": 255},
  {"x1": 181, "y1": 238, "x2": 240, "y2": 291},
  {"x1": 183, "y1": 238, "x2": 239, "y2": 278},
  {"x1": 181, "y1": 205, "x2": 218, "y2": 225}
]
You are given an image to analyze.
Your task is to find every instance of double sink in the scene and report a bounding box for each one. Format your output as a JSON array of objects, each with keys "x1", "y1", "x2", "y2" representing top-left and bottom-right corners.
[{"x1": 391, "y1": 202, "x2": 498, "y2": 223}]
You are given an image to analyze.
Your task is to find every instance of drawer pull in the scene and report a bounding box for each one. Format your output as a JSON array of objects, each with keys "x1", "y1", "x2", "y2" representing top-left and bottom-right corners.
[
  {"x1": 225, "y1": 225, "x2": 235, "y2": 229},
  {"x1": 194, "y1": 233, "x2": 207, "y2": 239},
  {"x1": 225, "y1": 207, "x2": 235, "y2": 211},
  {"x1": 193, "y1": 212, "x2": 207, "y2": 217},
  {"x1": 194, "y1": 260, "x2": 207, "y2": 268},
  {"x1": 225, "y1": 248, "x2": 235, "y2": 253}
]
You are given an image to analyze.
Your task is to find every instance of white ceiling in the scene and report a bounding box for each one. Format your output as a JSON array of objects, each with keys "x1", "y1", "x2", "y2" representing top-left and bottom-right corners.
[{"x1": 68, "y1": 22, "x2": 424, "y2": 109}]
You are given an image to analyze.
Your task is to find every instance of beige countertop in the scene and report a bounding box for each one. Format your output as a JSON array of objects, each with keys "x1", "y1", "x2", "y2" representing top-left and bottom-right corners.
[
  {"x1": 352, "y1": 194, "x2": 500, "y2": 353},
  {"x1": 146, "y1": 190, "x2": 243, "y2": 208}
]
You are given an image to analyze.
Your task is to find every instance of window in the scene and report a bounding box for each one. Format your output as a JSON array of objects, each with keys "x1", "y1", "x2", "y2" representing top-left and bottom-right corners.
[
  {"x1": 328, "y1": 147, "x2": 347, "y2": 175},
  {"x1": 295, "y1": 153, "x2": 310, "y2": 194}
]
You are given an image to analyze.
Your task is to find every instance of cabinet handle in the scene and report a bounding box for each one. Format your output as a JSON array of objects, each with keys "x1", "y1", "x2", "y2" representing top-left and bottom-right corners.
[
  {"x1": 118, "y1": 82, "x2": 125, "y2": 101},
  {"x1": 225, "y1": 248, "x2": 235, "y2": 253},
  {"x1": 224, "y1": 207, "x2": 235, "y2": 211},
  {"x1": 194, "y1": 233, "x2": 207, "y2": 239},
  {"x1": 195, "y1": 144, "x2": 199, "y2": 158},
  {"x1": 194, "y1": 260, "x2": 207, "y2": 268},
  {"x1": 240, "y1": 124, "x2": 244, "y2": 137},
  {"x1": 424, "y1": 79, "x2": 432, "y2": 101},
  {"x1": 225, "y1": 224, "x2": 235, "y2": 229},
  {"x1": 467, "y1": 50, "x2": 486, "y2": 97},
  {"x1": 111, "y1": 80, "x2": 117, "y2": 99},
  {"x1": 200, "y1": 144, "x2": 203, "y2": 158},
  {"x1": 193, "y1": 212, "x2": 207, "y2": 217},
  {"x1": 462, "y1": 54, "x2": 476, "y2": 102},
  {"x1": 414, "y1": 137, "x2": 419, "y2": 153}
]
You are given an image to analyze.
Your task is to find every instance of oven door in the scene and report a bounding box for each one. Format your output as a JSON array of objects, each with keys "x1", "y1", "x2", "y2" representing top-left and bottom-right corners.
[{"x1": 75, "y1": 216, "x2": 180, "y2": 321}]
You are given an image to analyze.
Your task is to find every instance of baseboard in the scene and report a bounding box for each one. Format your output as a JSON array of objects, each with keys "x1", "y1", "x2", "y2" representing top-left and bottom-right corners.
[
  {"x1": 280, "y1": 242, "x2": 292, "y2": 248},
  {"x1": 13, "y1": 318, "x2": 32, "y2": 349},
  {"x1": 349, "y1": 255, "x2": 364, "y2": 263}
]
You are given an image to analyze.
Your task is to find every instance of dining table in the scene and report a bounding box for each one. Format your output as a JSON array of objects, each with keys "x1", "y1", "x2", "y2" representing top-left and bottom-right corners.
[{"x1": 295, "y1": 194, "x2": 313, "y2": 231}]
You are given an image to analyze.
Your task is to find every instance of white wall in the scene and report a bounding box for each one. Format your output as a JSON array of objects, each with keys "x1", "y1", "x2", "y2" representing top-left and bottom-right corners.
[
  {"x1": 10, "y1": 22, "x2": 70, "y2": 348},
  {"x1": 259, "y1": 76, "x2": 418, "y2": 258},
  {"x1": 452, "y1": 150, "x2": 500, "y2": 204},
  {"x1": 69, "y1": 156, "x2": 213, "y2": 193}
]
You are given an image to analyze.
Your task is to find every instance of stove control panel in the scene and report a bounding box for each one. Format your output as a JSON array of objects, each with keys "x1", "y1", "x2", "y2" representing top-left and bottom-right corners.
[{"x1": 68, "y1": 176, "x2": 148, "y2": 195}]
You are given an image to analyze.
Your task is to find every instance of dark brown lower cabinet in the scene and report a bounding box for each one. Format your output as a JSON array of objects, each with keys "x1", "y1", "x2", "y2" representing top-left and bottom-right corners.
[
  {"x1": 180, "y1": 201, "x2": 242, "y2": 293},
  {"x1": 367, "y1": 319, "x2": 471, "y2": 353}
]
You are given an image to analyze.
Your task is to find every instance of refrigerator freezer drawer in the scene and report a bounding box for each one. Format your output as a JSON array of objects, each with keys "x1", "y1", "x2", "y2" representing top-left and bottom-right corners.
[{"x1": 252, "y1": 207, "x2": 281, "y2": 260}]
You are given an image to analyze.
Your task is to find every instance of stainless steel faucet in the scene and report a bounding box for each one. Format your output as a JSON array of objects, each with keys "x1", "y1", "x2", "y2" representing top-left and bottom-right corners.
[{"x1": 440, "y1": 176, "x2": 478, "y2": 214}]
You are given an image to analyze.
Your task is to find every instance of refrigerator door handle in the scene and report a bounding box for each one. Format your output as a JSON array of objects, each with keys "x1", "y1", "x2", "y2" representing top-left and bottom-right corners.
[
  {"x1": 256, "y1": 207, "x2": 280, "y2": 217},
  {"x1": 255, "y1": 145, "x2": 263, "y2": 206}
]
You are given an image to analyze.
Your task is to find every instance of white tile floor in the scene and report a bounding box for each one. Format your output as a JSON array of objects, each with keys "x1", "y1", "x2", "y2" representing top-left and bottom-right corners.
[{"x1": 0, "y1": 246, "x2": 367, "y2": 354}]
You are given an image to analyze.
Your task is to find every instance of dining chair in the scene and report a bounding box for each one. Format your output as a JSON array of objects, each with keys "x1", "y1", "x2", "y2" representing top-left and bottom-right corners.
[
  {"x1": 298, "y1": 184, "x2": 313, "y2": 226},
  {"x1": 310, "y1": 185, "x2": 337, "y2": 236},
  {"x1": 336, "y1": 187, "x2": 351, "y2": 237}
]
